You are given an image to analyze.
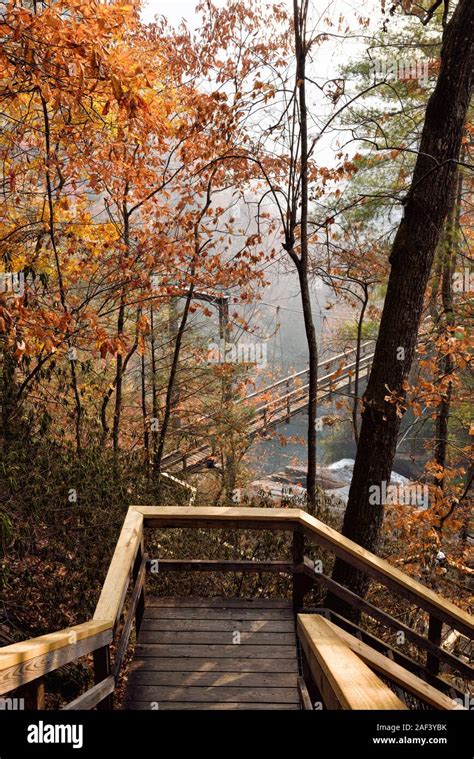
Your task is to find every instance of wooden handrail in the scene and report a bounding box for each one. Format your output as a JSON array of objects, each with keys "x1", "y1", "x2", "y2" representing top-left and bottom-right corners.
[
  {"x1": 255, "y1": 353, "x2": 373, "y2": 413},
  {"x1": 297, "y1": 614, "x2": 407, "y2": 710},
  {"x1": 0, "y1": 621, "x2": 112, "y2": 674},
  {"x1": 302, "y1": 558, "x2": 473, "y2": 679},
  {"x1": 243, "y1": 341, "x2": 374, "y2": 401},
  {"x1": 319, "y1": 617, "x2": 466, "y2": 710},
  {"x1": 0, "y1": 621, "x2": 113, "y2": 696},
  {"x1": 93, "y1": 508, "x2": 143, "y2": 627}
]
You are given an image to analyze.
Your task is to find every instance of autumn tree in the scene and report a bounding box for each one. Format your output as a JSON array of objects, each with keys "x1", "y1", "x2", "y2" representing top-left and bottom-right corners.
[{"x1": 328, "y1": 0, "x2": 474, "y2": 615}]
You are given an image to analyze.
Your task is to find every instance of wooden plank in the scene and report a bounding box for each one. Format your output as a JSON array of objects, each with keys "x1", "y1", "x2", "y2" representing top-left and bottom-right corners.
[
  {"x1": 62, "y1": 676, "x2": 115, "y2": 711},
  {"x1": 93, "y1": 645, "x2": 113, "y2": 710},
  {"x1": 297, "y1": 615, "x2": 406, "y2": 710},
  {"x1": 147, "y1": 597, "x2": 292, "y2": 608},
  {"x1": 135, "y1": 644, "x2": 296, "y2": 659},
  {"x1": 140, "y1": 619, "x2": 294, "y2": 633},
  {"x1": 297, "y1": 676, "x2": 313, "y2": 710},
  {"x1": 124, "y1": 701, "x2": 300, "y2": 710},
  {"x1": 324, "y1": 619, "x2": 465, "y2": 711},
  {"x1": 142, "y1": 608, "x2": 293, "y2": 621},
  {"x1": 130, "y1": 657, "x2": 298, "y2": 673},
  {"x1": 124, "y1": 685, "x2": 300, "y2": 704},
  {"x1": 0, "y1": 620, "x2": 112, "y2": 672},
  {"x1": 0, "y1": 627, "x2": 112, "y2": 696},
  {"x1": 137, "y1": 631, "x2": 296, "y2": 645},
  {"x1": 113, "y1": 559, "x2": 146, "y2": 677},
  {"x1": 127, "y1": 671, "x2": 298, "y2": 688},
  {"x1": 93, "y1": 508, "x2": 143, "y2": 625}
]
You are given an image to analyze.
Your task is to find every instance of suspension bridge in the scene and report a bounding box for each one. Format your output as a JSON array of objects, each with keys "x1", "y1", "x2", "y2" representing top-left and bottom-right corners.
[{"x1": 161, "y1": 342, "x2": 375, "y2": 473}]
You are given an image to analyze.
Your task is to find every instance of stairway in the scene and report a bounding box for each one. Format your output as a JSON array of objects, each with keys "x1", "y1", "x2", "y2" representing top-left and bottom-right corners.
[{"x1": 124, "y1": 597, "x2": 301, "y2": 710}]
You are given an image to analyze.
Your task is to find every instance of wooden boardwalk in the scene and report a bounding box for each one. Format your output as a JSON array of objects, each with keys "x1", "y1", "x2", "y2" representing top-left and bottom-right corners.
[
  {"x1": 1, "y1": 506, "x2": 470, "y2": 711},
  {"x1": 124, "y1": 597, "x2": 301, "y2": 710},
  {"x1": 161, "y1": 344, "x2": 374, "y2": 474}
]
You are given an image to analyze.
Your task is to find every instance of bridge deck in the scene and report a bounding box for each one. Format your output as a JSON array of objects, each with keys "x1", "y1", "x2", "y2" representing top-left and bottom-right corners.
[{"x1": 124, "y1": 597, "x2": 301, "y2": 710}]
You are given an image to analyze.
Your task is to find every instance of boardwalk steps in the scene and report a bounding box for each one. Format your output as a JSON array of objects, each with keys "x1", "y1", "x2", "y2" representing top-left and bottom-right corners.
[{"x1": 124, "y1": 598, "x2": 300, "y2": 710}]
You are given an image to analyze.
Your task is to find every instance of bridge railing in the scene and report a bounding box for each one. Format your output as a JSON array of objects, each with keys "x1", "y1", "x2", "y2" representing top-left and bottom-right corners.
[
  {"x1": 243, "y1": 340, "x2": 374, "y2": 405},
  {"x1": 255, "y1": 350, "x2": 374, "y2": 431},
  {"x1": 0, "y1": 506, "x2": 471, "y2": 709},
  {"x1": 160, "y1": 342, "x2": 375, "y2": 472}
]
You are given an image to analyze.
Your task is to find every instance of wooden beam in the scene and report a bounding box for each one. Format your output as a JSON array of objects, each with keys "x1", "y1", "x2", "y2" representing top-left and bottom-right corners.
[
  {"x1": 323, "y1": 618, "x2": 466, "y2": 711},
  {"x1": 133, "y1": 506, "x2": 297, "y2": 531},
  {"x1": 297, "y1": 675, "x2": 313, "y2": 710},
  {"x1": 297, "y1": 614, "x2": 407, "y2": 710},
  {"x1": 0, "y1": 621, "x2": 112, "y2": 671},
  {"x1": 426, "y1": 615, "x2": 443, "y2": 677},
  {"x1": 0, "y1": 625, "x2": 112, "y2": 696},
  {"x1": 114, "y1": 559, "x2": 147, "y2": 678},
  {"x1": 16, "y1": 679, "x2": 45, "y2": 710},
  {"x1": 62, "y1": 676, "x2": 115, "y2": 711},
  {"x1": 133, "y1": 541, "x2": 146, "y2": 635},
  {"x1": 292, "y1": 530, "x2": 306, "y2": 610},
  {"x1": 93, "y1": 646, "x2": 113, "y2": 710},
  {"x1": 93, "y1": 508, "x2": 143, "y2": 627}
]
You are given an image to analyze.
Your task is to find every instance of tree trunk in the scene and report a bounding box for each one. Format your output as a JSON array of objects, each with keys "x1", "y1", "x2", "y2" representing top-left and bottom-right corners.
[
  {"x1": 434, "y1": 165, "x2": 462, "y2": 486},
  {"x1": 154, "y1": 283, "x2": 194, "y2": 478},
  {"x1": 112, "y1": 204, "x2": 129, "y2": 458},
  {"x1": 352, "y1": 286, "x2": 368, "y2": 445},
  {"x1": 293, "y1": 0, "x2": 319, "y2": 508},
  {"x1": 328, "y1": 0, "x2": 474, "y2": 618},
  {"x1": 141, "y1": 353, "x2": 149, "y2": 461},
  {"x1": 298, "y1": 266, "x2": 319, "y2": 508},
  {"x1": 150, "y1": 304, "x2": 159, "y2": 459}
]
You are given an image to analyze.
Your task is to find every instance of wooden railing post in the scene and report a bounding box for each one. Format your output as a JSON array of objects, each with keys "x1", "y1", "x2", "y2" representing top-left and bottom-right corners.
[
  {"x1": 93, "y1": 645, "x2": 113, "y2": 710},
  {"x1": 426, "y1": 614, "x2": 443, "y2": 677},
  {"x1": 292, "y1": 529, "x2": 305, "y2": 611},
  {"x1": 133, "y1": 539, "x2": 146, "y2": 635},
  {"x1": 17, "y1": 679, "x2": 45, "y2": 710}
]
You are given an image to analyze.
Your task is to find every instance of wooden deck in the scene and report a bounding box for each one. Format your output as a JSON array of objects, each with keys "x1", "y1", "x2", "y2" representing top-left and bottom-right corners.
[
  {"x1": 2, "y1": 507, "x2": 471, "y2": 710},
  {"x1": 124, "y1": 597, "x2": 301, "y2": 710}
]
